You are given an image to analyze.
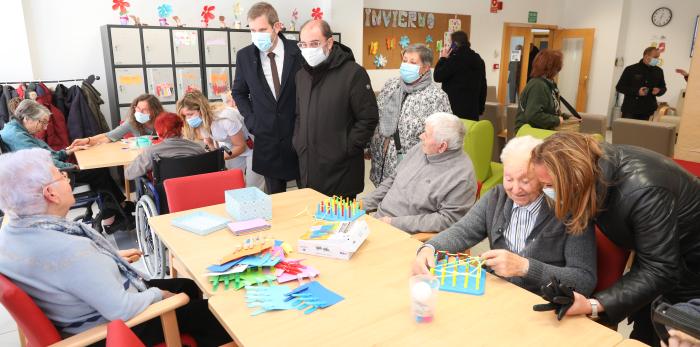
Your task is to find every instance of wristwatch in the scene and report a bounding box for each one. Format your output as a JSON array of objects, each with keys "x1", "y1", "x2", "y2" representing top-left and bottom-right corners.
[{"x1": 588, "y1": 299, "x2": 599, "y2": 319}]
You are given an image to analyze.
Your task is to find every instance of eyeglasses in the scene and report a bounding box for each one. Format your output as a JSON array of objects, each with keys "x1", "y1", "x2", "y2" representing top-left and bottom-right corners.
[
  {"x1": 36, "y1": 118, "x2": 49, "y2": 127},
  {"x1": 44, "y1": 171, "x2": 70, "y2": 188},
  {"x1": 297, "y1": 40, "x2": 326, "y2": 49}
]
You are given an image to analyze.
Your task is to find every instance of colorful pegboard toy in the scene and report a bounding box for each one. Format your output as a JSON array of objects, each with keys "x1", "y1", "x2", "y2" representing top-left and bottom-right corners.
[
  {"x1": 431, "y1": 251, "x2": 486, "y2": 295},
  {"x1": 314, "y1": 196, "x2": 365, "y2": 222}
]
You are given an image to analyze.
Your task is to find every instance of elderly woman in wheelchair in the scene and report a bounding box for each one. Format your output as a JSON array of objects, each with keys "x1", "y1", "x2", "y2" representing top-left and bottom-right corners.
[{"x1": 126, "y1": 112, "x2": 227, "y2": 278}]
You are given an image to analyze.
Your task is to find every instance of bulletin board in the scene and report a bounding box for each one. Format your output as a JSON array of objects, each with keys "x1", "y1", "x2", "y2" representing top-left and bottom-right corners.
[{"x1": 362, "y1": 8, "x2": 471, "y2": 70}]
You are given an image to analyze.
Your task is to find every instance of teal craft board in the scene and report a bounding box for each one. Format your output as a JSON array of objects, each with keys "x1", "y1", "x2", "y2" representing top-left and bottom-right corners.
[{"x1": 433, "y1": 259, "x2": 486, "y2": 296}]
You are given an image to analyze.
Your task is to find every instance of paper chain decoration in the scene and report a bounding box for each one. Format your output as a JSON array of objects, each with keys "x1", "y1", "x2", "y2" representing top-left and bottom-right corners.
[
  {"x1": 431, "y1": 251, "x2": 486, "y2": 295},
  {"x1": 374, "y1": 54, "x2": 388, "y2": 68},
  {"x1": 314, "y1": 196, "x2": 366, "y2": 222},
  {"x1": 201, "y1": 5, "x2": 216, "y2": 27},
  {"x1": 112, "y1": 0, "x2": 130, "y2": 15},
  {"x1": 311, "y1": 7, "x2": 324, "y2": 20},
  {"x1": 399, "y1": 35, "x2": 411, "y2": 49}
]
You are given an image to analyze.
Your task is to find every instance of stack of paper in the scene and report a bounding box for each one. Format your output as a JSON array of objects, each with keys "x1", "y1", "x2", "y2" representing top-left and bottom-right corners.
[{"x1": 227, "y1": 218, "x2": 271, "y2": 236}]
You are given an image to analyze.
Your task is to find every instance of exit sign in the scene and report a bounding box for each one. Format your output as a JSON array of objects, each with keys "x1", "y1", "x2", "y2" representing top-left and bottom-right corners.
[{"x1": 528, "y1": 11, "x2": 538, "y2": 23}]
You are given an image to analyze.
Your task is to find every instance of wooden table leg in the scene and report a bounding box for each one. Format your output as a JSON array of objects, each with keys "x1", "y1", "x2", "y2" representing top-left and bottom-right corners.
[{"x1": 123, "y1": 166, "x2": 131, "y2": 201}]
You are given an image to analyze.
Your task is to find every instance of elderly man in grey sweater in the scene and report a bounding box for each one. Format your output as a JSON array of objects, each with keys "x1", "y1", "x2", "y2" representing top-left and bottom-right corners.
[
  {"x1": 0, "y1": 148, "x2": 231, "y2": 345},
  {"x1": 412, "y1": 136, "x2": 597, "y2": 296},
  {"x1": 362, "y1": 112, "x2": 477, "y2": 234}
]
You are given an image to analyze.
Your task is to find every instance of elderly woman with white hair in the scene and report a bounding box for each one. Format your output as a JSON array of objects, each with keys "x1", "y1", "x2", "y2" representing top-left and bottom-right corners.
[
  {"x1": 362, "y1": 112, "x2": 477, "y2": 233},
  {"x1": 0, "y1": 148, "x2": 232, "y2": 345},
  {"x1": 368, "y1": 43, "x2": 452, "y2": 186},
  {"x1": 411, "y1": 135, "x2": 597, "y2": 296}
]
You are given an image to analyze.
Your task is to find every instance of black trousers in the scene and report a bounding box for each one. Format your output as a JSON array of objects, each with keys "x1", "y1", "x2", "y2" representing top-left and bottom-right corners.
[
  {"x1": 130, "y1": 278, "x2": 232, "y2": 347},
  {"x1": 265, "y1": 176, "x2": 301, "y2": 194},
  {"x1": 621, "y1": 113, "x2": 653, "y2": 121},
  {"x1": 73, "y1": 168, "x2": 125, "y2": 219},
  {"x1": 629, "y1": 303, "x2": 661, "y2": 347}
]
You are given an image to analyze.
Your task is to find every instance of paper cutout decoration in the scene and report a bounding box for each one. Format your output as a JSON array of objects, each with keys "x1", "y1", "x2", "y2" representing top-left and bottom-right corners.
[
  {"x1": 369, "y1": 41, "x2": 379, "y2": 55},
  {"x1": 118, "y1": 75, "x2": 143, "y2": 85},
  {"x1": 386, "y1": 37, "x2": 395, "y2": 50},
  {"x1": 431, "y1": 252, "x2": 486, "y2": 295},
  {"x1": 201, "y1": 5, "x2": 215, "y2": 27},
  {"x1": 436, "y1": 40, "x2": 443, "y2": 52},
  {"x1": 285, "y1": 281, "x2": 344, "y2": 315},
  {"x1": 210, "y1": 73, "x2": 229, "y2": 95},
  {"x1": 311, "y1": 7, "x2": 323, "y2": 20},
  {"x1": 155, "y1": 82, "x2": 173, "y2": 97},
  {"x1": 374, "y1": 54, "x2": 388, "y2": 68},
  {"x1": 172, "y1": 15, "x2": 184, "y2": 27},
  {"x1": 448, "y1": 18, "x2": 462, "y2": 32},
  {"x1": 157, "y1": 4, "x2": 172, "y2": 26},
  {"x1": 112, "y1": 0, "x2": 130, "y2": 24},
  {"x1": 246, "y1": 285, "x2": 295, "y2": 315},
  {"x1": 425, "y1": 35, "x2": 433, "y2": 44},
  {"x1": 399, "y1": 35, "x2": 411, "y2": 49},
  {"x1": 443, "y1": 32, "x2": 452, "y2": 50},
  {"x1": 290, "y1": 8, "x2": 299, "y2": 31},
  {"x1": 427, "y1": 13, "x2": 435, "y2": 29},
  {"x1": 233, "y1": 2, "x2": 243, "y2": 28}
]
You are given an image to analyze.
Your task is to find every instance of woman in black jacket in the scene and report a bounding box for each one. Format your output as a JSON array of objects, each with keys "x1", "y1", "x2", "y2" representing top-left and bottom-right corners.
[
  {"x1": 433, "y1": 31, "x2": 486, "y2": 121},
  {"x1": 531, "y1": 132, "x2": 700, "y2": 347}
]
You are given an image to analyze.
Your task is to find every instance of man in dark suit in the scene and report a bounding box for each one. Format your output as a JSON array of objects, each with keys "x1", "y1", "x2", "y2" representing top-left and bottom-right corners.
[
  {"x1": 616, "y1": 47, "x2": 667, "y2": 120},
  {"x1": 232, "y1": 2, "x2": 302, "y2": 193}
]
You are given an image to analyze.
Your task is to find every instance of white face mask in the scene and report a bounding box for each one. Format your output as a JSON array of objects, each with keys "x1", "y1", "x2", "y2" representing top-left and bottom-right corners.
[
  {"x1": 543, "y1": 187, "x2": 556, "y2": 200},
  {"x1": 301, "y1": 46, "x2": 328, "y2": 67}
]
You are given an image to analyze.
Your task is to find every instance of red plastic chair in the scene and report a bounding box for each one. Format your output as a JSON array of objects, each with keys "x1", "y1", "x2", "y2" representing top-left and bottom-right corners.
[
  {"x1": 163, "y1": 169, "x2": 246, "y2": 213},
  {"x1": 594, "y1": 226, "x2": 630, "y2": 292},
  {"x1": 0, "y1": 273, "x2": 192, "y2": 347},
  {"x1": 107, "y1": 320, "x2": 198, "y2": 347}
]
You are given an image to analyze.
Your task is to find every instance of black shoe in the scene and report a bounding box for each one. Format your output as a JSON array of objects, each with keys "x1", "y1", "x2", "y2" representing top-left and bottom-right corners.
[{"x1": 122, "y1": 201, "x2": 136, "y2": 216}]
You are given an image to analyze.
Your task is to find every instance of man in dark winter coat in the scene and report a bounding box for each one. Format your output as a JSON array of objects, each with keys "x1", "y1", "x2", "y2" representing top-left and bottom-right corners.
[
  {"x1": 293, "y1": 19, "x2": 378, "y2": 199},
  {"x1": 616, "y1": 47, "x2": 667, "y2": 120},
  {"x1": 434, "y1": 31, "x2": 487, "y2": 121}
]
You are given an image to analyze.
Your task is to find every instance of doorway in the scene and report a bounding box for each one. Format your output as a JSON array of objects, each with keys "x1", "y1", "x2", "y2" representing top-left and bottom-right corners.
[{"x1": 498, "y1": 23, "x2": 594, "y2": 112}]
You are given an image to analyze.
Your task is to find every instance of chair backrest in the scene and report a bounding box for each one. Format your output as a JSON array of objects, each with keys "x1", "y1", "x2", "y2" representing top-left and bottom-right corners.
[
  {"x1": 107, "y1": 320, "x2": 145, "y2": 347},
  {"x1": 505, "y1": 104, "x2": 519, "y2": 141},
  {"x1": 0, "y1": 273, "x2": 62, "y2": 347},
  {"x1": 594, "y1": 227, "x2": 630, "y2": 292},
  {"x1": 164, "y1": 169, "x2": 246, "y2": 213},
  {"x1": 612, "y1": 118, "x2": 676, "y2": 157},
  {"x1": 486, "y1": 86, "x2": 498, "y2": 103},
  {"x1": 579, "y1": 113, "x2": 607, "y2": 137},
  {"x1": 515, "y1": 124, "x2": 557, "y2": 139},
  {"x1": 462, "y1": 119, "x2": 494, "y2": 184}
]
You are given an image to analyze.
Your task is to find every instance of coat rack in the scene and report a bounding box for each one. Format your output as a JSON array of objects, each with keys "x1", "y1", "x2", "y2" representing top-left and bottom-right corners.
[{"x1": 0, "y1": 75, "x2": 100, "y2": 85}]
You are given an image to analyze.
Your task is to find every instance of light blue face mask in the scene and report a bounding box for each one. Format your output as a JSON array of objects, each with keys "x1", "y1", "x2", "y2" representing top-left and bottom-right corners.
[
  {"x1": 134, "y1": 111, "x2": 150, "y2": 124},
  {"x1": 649, "y1": 58, "x2": 660, "y2": 67},
  {"x1": 543, "y1": 187, "x2": 556, "y2": 200},
  {"x1": 400, "y1": 62, "x2": 421, "y2": 83},
  {"x1": 251, "y1": 32, "x2": 273, "y2": 52},
  {"x1": 187, "y1": 115, "x2": 203, "y2": 128}
]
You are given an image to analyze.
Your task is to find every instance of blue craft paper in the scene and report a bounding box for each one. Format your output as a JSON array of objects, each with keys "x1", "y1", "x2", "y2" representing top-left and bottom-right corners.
[
  {"x1": 171, "y1": 211, "x2": 230, "y2": 236},
  {"x1": 286, "y1": 281, "x2": 344, "y2": 308},
  {"x1": 207, "y1": 257, "x2": 245, "y2": 272}
]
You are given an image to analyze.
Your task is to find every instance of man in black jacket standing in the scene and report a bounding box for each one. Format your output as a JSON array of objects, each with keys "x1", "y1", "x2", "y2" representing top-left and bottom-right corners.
[
  {"x1": 293, "y1": 20, "x2": 378, "y2": 199},
  {"x1": 434, "y1": 31, "x2": 486, "y2": 121},
  {"x1": 616, "y1": 47, "x2": 666, "y2": 120},
  {"x1": 232, "y1": 2, "x2": 302, "y2": 193}
]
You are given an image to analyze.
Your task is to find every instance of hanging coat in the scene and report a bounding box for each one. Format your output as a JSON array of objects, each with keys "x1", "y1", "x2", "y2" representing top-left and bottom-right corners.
[
  {"x1": 0, "y1": 85, "x2": 18, "y2": 129},
  {"x1": 81, "y1": 82, "x2": 110, "y2": 133},
  {"x1": 65, "y1": 85, "x2": 100, "y2": 140},
  {"x1": 17, "y1": 83, "x2": 69, "y2": 151},
  {"x1": 52, "y1": 84, "x2": 70, "y2": 117}
]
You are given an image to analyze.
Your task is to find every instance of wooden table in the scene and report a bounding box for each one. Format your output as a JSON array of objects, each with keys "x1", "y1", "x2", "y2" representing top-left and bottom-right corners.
[
  {"x1": 149, "y1": 188, "x2": 623, "y2": 346},
  {"x1": 615, "y1": 339, "x2": 649, "y2": 346},
  {"x1": 74, "y1": 141, "x2": 142, "y2": 199}
]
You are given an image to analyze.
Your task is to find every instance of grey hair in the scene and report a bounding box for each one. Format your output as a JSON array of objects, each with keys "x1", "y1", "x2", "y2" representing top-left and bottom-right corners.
[
  {"x1": 403, "y1": 43, "x2": 433, "y2": 66},
  {"x1": 12, "y1": 99, "x2": 50, "y2": 122},
  {"x1": 0, "y1": 148, "x2": 54, "y2": 217},
  {"x1": 425, "y1": 112, "x2": 465, "y2": 150},
  {"x1": 500, "y1": 135, "x2": 543, "y2": 165},
  {"x1": 300, "y1": 19, "x2": 332, "y2": 39}
]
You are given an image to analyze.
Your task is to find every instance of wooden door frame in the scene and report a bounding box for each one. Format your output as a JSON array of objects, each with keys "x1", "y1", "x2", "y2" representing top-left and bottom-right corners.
[
  {"x1": 551, "y1": 28, "x2": 595, "y2": 111},
  {"x1": 498, "y1": 23, "x2": 558, "y2": 105}
]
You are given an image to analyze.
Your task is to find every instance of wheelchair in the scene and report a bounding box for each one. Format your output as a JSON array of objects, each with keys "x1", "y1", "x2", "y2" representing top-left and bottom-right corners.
[{"x1": 134, "y1": 148, "x2": 226, "y2": 279}]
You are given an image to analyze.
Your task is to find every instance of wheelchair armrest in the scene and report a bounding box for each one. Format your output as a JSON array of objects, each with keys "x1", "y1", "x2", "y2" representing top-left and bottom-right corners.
[{"x1": 49, "y1": 293, "x2": 189, "y2": 347}]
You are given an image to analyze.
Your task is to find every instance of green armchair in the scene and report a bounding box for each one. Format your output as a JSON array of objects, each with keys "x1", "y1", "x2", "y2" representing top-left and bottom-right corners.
[{"x1": 462, "y1": 119, "x2": 503, "y2": 198}]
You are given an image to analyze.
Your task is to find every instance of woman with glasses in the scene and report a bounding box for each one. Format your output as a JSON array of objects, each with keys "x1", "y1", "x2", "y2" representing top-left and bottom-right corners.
[{"x1": 0, "y1": 99, "x2": 132, "y2": 234}]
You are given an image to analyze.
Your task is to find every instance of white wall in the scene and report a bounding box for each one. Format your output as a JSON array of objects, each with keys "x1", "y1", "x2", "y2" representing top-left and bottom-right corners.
[
  {"x1": 616, "y1": 0, "x2": 700, "y2": 109},
  {"x1": 19, "y1": 0, "x2": 332, "y2": 125},
  {"x1": 0, "y1": 0, "x2": 34, "y2": 81},
  {"x1": 559, "y1": 0, "x2": 625, "y2": 115}
]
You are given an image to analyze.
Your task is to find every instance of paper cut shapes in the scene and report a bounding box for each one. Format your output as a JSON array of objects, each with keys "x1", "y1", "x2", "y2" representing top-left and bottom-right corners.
[
  {"x1": 112, "y1": 0, "x2": 130, "y2": 24},
  {"x1": 314, "y1": 196, "x2": 366, "y2": 222},
  {"x1": 311, "y1": 7, "x2": 323, "y2": 20},
  {"x1": 431, "y1": 251, "x2": 486, "y2": 295},
  {"x1": 285, "y1": 281, "x2": 344, "y2": 314},
  {"x1": 369, "y1": 41, "x2": 379, "y2": 55},
  {"x1": 436, "y1": 40, "x2": 444, "y2": 52},
  {"x1": 246, "y1": 285, "x2": 295, "y2": 315},
  {"x1": 374, "y1": 54, "x2": 388, "y2": 68},
  {"x1": 386, "y1": 37, "x2": 395, "y2": 50},
  {"x1": 217, "y1": 235, "x2": 274, "y2": 265},
  {"x1": 201, "y1": 5, "x2": 215, "y2": 27},
  {"x1": 290, "y1": 8, "x2": 299, "y2": 31},
  {"x1": 399, "y1": 35, "x2": 411, "y2": 49},
  {"x1": 425, "y1": 34, "x2": 433, "y2": 44},
  {"x1": 157, "y1": 4, "x2": 172, "y2": 26}
]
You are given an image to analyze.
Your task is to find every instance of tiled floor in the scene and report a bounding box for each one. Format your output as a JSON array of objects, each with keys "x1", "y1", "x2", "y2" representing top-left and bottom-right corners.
[{"x1": 1, "y1": 158, "x2": 631, "y2": 345}]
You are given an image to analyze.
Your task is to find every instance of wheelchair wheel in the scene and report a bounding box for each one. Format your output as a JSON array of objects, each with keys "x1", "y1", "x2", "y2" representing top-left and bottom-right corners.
[{"x1": 135, "y1": 195, "x2": 166, "y2": 279}]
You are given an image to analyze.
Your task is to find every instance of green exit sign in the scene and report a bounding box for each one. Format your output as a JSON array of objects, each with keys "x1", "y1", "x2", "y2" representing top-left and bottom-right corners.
[{"x1": 528, "y1": 11, "x2": 538, "y2": 23}]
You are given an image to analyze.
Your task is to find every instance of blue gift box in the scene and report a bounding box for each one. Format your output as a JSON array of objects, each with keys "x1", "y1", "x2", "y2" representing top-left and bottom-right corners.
[{"x1": 225, "y1": 187, "x2": 272, "y2": 221}]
